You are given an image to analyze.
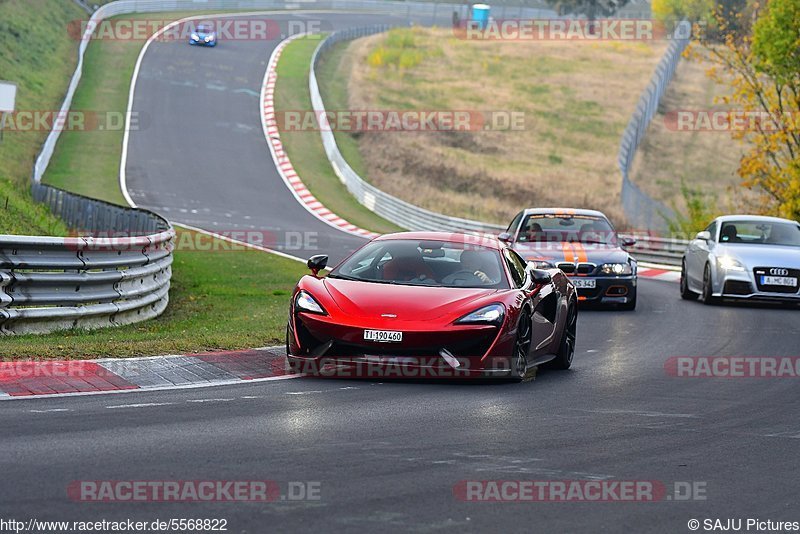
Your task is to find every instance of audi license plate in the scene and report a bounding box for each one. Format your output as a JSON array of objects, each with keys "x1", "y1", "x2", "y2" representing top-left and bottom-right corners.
[
  {"x1": 572, "y1": 278, "x2": 596, "y2": 289},
  {"x1": 761, "y1": 275, "x2": 797, "y2": 287},
  {"x1": 364, "y1": 330, "x2": 403, "y2": 343}
]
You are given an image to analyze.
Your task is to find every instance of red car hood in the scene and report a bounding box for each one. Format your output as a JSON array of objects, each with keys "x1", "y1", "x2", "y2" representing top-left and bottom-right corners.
[
  {"x1": 322, "y1": 278, "x2": 498, "y2": 322},
  {"x1": 513, "y1": 241, "x2": 628, "y2": 264}
]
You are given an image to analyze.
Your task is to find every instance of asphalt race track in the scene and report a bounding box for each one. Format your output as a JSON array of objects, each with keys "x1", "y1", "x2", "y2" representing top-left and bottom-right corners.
[
  {"x1": 2, "y1": 280, "x2": 799, "y2": 532},
  {"x1": 2, "y1": 10, "x2": 799, "y2": 534}
]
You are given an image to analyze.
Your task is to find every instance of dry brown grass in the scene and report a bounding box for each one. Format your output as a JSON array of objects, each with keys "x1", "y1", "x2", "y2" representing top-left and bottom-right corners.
[
  {"x1": 338, "y1": 28, "x2": 669, "y2": 227},
  {"x1": 629, "y1": 45, "x2": 752, "y2": 214}
]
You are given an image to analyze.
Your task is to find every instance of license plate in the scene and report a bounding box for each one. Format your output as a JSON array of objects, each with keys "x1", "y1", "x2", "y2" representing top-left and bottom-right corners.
[
  {"x1": 364, "y1": 330, "x2": 403, "y2": 342},
  {"x1": 761, "y1": 275, "x2": 797, "y2": 287},
  {"x1": 572, "y1": 278, "x2": 596, "y2": 289}
]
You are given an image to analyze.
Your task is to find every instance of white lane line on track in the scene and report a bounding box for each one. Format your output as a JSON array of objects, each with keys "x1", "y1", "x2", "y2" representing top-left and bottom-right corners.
[
  {"x1": 172, "y1": 222, "x2": 308, "y2": 264},
  {"x1": 106, "y1": 402, "x2": 175, "y2": 409},
  {"x1": 29, "y1": 408, "x2": 72, "y2": 413},
  {"x1": 186, "y1": 398, "x2": 236, "y2": 403},
  {"x1": 571, "y1": 409, "x2": 698, "y2": 418},
  {"x1": 120, "y1": 10, "x2": 355, "y2": 210}
]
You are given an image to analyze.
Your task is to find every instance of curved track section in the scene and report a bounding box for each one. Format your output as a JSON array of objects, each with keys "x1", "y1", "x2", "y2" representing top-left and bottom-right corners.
[{"x1": 125, "y1": 12, "x2": 429, "y2": 262}]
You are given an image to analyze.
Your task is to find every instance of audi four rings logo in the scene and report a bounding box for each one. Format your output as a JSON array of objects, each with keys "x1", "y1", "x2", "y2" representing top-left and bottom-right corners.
[{"x1": 770, "y1": 268, "x2": 789, "y2": 276}]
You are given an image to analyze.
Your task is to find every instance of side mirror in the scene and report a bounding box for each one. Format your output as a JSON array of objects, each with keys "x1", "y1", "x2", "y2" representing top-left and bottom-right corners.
[
  {"x1": 695, "y1": 231, "x2": 711, "y2": 241},
  {"x1": 530, "y1": 268, "x2": 552, "y2": 285},
  {"x1": 307, "y1": 254, "x2": 328, "y2": 276},
  {"x1": 497, "y1": 232, "x2": 513, "y2": 243},
  {"x1": 620, "y1": 236, "x2": 636, "y2": 247}
]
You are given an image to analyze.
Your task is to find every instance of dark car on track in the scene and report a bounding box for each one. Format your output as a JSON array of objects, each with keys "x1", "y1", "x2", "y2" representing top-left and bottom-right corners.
[
  {"x1": 286, "y1": 232, "x2": 578, "y2": 381},
  {"x1": 500, "y1": 208, "x2": 638, "y2": 310}
]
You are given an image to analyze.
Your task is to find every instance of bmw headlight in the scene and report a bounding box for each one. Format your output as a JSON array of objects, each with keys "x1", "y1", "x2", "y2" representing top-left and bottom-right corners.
[
  {"x1": 295, "y1": 290, "x2": 327, "y2": 315},
  {"x1": 717, "y1": 256, "x2": 745, "y2": 272},
  {"x1": 191, "y1": 33, "x2": 199, "y2": 40},
  {"x1": 527, "y1": 260, "x2": 554, "y2": 269},
  {"x1": 455, "y1": 304, "x2": 505, "y2": 326},
  {"x1": 601, "y1": 263, "x2": 632, "y2": 275}
]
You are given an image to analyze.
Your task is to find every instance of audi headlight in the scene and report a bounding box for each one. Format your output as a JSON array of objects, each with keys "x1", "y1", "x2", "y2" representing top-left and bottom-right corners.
[
  {"x1": 717, "y1": 256, "x2": 745, "y2": 272},
  {"x1": 528, "y1": 260, "x2": 554, "y2": 269},
  {"x1": 295, "y1": 290, "x2": 327, "y2": 315},
  {"x1": 191, "y1": 33, "x2": 200, "y2": 40},
  {"x1": 601, "y1": 263, "x2": 632, "y2": 275},
  {"x1": 455, "y1": 304, "x2": 505, "y2": 326}
]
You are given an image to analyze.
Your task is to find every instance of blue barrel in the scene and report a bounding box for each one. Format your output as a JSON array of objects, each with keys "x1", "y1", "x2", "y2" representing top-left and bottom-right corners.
[{"x1": 471, "y1": 4, "x2": 490, "y2": 30}]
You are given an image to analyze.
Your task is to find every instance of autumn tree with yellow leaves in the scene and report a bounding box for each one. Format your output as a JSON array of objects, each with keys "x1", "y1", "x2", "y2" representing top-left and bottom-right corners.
[{"x1": 704, "y1": 0, "x2": 800, "y2": 219}]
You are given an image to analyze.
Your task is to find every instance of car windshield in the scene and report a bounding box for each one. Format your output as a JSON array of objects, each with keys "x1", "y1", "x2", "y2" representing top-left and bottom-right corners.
[
  {"x1": 196, "y1": 24, "x2": 212, "y2": 33},
  {"x1": 719, "y1": 220, "x2": 800, "y2": 246},
  {"x1": 329, "y1": 239, "x2": 510, "y2": 289},
  {"x1": 516, "y1": 214, "x2": 617, "y2": 245}
]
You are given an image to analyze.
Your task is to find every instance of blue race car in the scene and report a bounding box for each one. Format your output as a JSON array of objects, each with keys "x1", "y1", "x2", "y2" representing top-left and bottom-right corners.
[{"x1": 189, "y1": 24, "x2": 217, "y2": 47}]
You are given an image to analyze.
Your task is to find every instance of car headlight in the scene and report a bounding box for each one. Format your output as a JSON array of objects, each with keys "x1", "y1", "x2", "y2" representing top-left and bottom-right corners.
[
  {"x1": 717, "y1": 256, "x2": 745, "y2": 272},
  {"x1": 295, "y1": 290, "x2": 327, "y2": 315},
  {"x1": 455, "y1": 304, "x2": 505, "y2": 326},
  {"x1": 527, "y1": 260, "x2": 554, "y2": 269},
  {"x1": 205, "y1": 35, "x2": 214, "y2": 41},
  {"x1": 601, "y1": 263, "x2": 632, "y2": 275},
  {"x1": 190, "y1": 33, "x2": 199, "y2": 40}
]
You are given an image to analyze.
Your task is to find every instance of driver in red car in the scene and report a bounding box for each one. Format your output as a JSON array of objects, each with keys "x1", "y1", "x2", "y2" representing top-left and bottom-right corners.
[{"x1": 460, "y1": 249, "x2": 500, "y2": 285}]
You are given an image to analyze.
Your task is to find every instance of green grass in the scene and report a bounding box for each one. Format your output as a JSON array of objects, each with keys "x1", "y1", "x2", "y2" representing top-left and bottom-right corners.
[
  {"x1": 274, "y1": 36, "x2": 402, "y2": 234},
  {"x1": 316, "y1": 40, "x2": 369, "y2": 178},
  {"x1": 0, "y1": 0, "x2": 86, "y2": 234},
  {"x1": 2, "y1": 229, "x2": 303, "y2": 359}
]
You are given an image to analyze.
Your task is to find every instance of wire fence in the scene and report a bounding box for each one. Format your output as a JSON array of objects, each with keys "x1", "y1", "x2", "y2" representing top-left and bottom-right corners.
[{"x1": 618, "y1": 20, "x2": 692, "y2": 232}]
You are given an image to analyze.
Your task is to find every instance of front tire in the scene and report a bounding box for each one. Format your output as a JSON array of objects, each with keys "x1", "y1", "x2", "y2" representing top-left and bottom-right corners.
[
  {"x1": 510, "y1": 312, "x2": 532, "y2": 381},
  {"x1": 681, "y1": 260, "x2": 699, "y2": 300},
  {"x1": 702, "y1": 264, "x2": 719, "y2": 305},
  {"x1": 549, "y1": 303, "x2": 577, "y2": 370}
]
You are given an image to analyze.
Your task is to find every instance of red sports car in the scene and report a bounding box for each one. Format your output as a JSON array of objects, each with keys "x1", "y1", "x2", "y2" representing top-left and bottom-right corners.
[{"x1": 286, "y1": 232, "x2": 578, "y2": 380}]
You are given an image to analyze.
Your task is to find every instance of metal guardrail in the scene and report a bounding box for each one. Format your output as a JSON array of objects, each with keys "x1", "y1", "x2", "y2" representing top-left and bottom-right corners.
[
  {"x1": 618, "y1": 21, "x2": 691, "y2": 232},
  {"x1": 2, "y1": 184, "x2": 174, "y2": 335},
  {"x1": 622, "y1": 233, "x2": 689, "y2": 267}
]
